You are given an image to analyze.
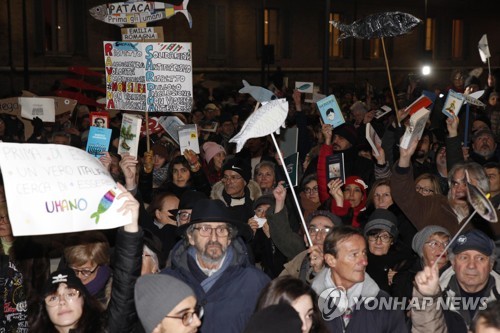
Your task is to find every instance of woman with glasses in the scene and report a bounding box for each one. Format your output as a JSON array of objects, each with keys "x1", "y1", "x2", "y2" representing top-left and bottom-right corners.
[
  {"x1": 299, "y1": 174, "x2": 321, "y2": 218},
  {"x1": 135, "y1": 274, "x2": 202, "y2": 333},
  {"x1": 30, "y1": 185, "x2": 143, "y2": 332},
  {"x1": 391, "y1": 225, "x2": 451, "y2": 319},
  {"x1": 363, "y1": 209, "x2": 416, "y2": 294},
  {"x1": 414, "y1": 173, "x2": 442, "y2": 197},
  {"x1": 60, "y1": 230, "x2": 113, "y2": 307}
]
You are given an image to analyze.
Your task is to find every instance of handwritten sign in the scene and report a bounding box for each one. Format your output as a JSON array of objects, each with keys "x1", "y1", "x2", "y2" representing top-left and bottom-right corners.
[
  {"x1": 121, "y1": 26, "x2": 164, "y2": 42},
  {"x1": 0, "y1": 143, "x2": 130, "y2": 236},
  {"x1": 104, "y1": 41, "x2": 193, "y2": 113}
]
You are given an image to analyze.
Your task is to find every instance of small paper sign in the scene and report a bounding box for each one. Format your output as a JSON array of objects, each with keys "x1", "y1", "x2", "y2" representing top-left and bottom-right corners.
[
  {"x1": 19, "y1": 97, "x2": 55, "y2": 122},
  {"x1": 295, "y1": 81, "x2": 314, "y2": 93},
  {"x1": 178, "y1": 124, "x2": 200, "y2": 154},
  {"x1": 0, "y1": 143, "x2": 131, "y2": 236}
]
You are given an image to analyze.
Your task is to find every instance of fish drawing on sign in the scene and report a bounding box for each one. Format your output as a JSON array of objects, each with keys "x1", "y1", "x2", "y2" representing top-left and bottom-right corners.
[
  {"x1": 230, "y1": 99, "x2": 289, "y2": 153},
  {"x1": 330, "y1": 11, "x2": 421, "y2": 41},
  {"x1": 239, "y1": 80, "x2": 277, "y2": 103},
  {"x1": 90, "y1": 189, "x2": 117, "y2": 224},
  {"x1": 89, "y1": 0, "x2": 192, "y2": 28},
  {"x1": 113, "y1": 42, "x2": 139, "y2": 51}
]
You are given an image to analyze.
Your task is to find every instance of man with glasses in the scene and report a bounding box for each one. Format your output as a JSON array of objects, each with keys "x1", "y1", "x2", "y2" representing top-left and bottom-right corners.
[
  {"x1": 161, "y1": 199, "x2": 270, "y2": 333},
  {"x1": 135, "y1": 274, "x2": 202, "y2": 333},
  {"x1": 211, "y1": 156, "x2": 262, "y2": 222},
  {"x1": 169, "y1": 190, "x2": 208, "y2": 226}
]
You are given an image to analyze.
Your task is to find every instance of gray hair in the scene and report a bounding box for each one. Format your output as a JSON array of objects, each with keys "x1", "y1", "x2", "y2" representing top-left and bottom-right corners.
[
  {"x1": 448, "y1": 161, "x2": 489, "y2": 195},
  {"x1": 254, "y1": 161, "x2": 276, "y2": 180}
]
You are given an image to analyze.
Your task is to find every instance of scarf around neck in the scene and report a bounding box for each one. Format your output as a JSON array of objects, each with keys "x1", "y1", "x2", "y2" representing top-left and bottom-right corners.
[{"x1": 85, "y1": 264, "x2": 111, "y2": 296}]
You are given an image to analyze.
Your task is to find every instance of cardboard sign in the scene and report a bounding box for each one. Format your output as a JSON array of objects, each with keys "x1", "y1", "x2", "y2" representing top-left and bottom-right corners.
[
  {"x1": 0, "y1": 143, "x2": 130, "y2": 236},
  {"x1": 121, "y1": 26, "x2": 164, "y2": 42},
  {"x1": 104, "y1": 41, "x2": 193, "y2": 113},
  {"x1": 18, "y1": 97, "x2": 56, "y2": 122}
]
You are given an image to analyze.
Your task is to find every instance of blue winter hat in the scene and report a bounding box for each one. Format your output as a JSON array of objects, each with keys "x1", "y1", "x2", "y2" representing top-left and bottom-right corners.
[{"x1": 451, "y1": 229, "x2": 495, "y2": 256}]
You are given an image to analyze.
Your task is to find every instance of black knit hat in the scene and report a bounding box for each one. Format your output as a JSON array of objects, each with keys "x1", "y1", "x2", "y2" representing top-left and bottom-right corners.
[
  {"x1": 334, "y1": 124, "x2": 358, "y2": 146},
  {"x1": 222, "y1": 156, "x2": 252, "y2": 183}
]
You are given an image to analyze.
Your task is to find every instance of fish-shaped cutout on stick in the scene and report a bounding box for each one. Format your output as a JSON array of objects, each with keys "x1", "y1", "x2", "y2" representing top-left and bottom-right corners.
[
  {"x1": 330, "y1": 11, "x2": 421, "y2": 41},
  {"x1": 230, "y1": 99, "x2": 288, "y2": 153},
  {"x1": 89, "y1": 0, "x2": 192, "y2": 28},
  {"x1": 465, "y1": 170, "x2": 498, "y2": 223},
  {"x1": 239, "y1": 80, "x2": 277, "y2": 103},
  {"x1": 463, "y1": 90, "x2": 486, "y2": 108},
  {"x1": 90, "y1": 189, "x2": 117, "y2": 224}
]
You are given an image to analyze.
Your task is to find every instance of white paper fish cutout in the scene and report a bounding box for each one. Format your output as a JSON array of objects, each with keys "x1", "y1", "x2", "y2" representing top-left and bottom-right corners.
[
  {"x1": 230, "y1": 99, "x2": 288, "y2": 153},
  {"x1": 239, "y1": 80, "x2": 276, "y2": 103},
  {"x1": 463, "y1": 90, "x2": 486, "y2": 108},
  {"x1": 478, "y1": 34, "x2": 490, "y2": 63}
]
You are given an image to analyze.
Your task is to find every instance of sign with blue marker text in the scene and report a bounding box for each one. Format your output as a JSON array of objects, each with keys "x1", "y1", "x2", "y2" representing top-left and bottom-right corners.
[
  {"x1": 104, "y1": 41, "x2": 193, "y2": 112},
  {"x1": 0, "y1": 143, "x2": 131, "y2": 236}
]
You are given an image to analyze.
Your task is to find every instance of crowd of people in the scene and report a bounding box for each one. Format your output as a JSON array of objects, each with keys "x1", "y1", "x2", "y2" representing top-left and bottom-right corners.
[{"x1": 1, "y1": 68, "x2": 500, "y2": 332}]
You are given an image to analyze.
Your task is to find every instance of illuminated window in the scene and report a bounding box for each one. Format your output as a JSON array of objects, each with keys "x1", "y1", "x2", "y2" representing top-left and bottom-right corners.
[
  {"x1": 264, "y1": 8, "x2": 280, "y2": 58},
  {"x1": 425, "y1": 18, "x2": 435, "y2": 52},
  {"x1": 451, "y1": 19, "x2": 464, "y2": 59},
  {"x1": 35, "y1": 0, "x2": 86, "y2": 55},
  {"x1": 363, "y1": 39, "x2": 381, "y2": 59},
  {"x1": 329, "y1": 13, "x2": 343, "y2": 57}
]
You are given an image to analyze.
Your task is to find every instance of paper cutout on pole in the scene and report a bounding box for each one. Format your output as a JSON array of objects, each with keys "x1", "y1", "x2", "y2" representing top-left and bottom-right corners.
[
  {"x1": 330, "y1": 11, "x2": 421, "y2": 41},
  {"x1": 89, "y1": 0, "x2": 192, "y2": 28},
  {"x1": 466, "y1": 171, "x2": 497, "y2": 223},
  {"x1": 238, "y1": 80, "x2": 277, "y2": 102},
  {"x1": 0, "y1": 143, "x2": 130, "y2": 236},
  {"x1": 478, "y1": 34, "x2": 491, "y2": 63},
  {"x1": 230, "y1": 99, "x2": 288, "y2": 153},
  {"x1": 463, "y1": 90, "x2": 486, "y2": 108}
]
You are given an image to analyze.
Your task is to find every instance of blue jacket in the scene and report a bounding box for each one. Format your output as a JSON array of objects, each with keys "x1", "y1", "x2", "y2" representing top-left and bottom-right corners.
[{"x1": 162, "y1": 238, "x2": 270, "y2": 333}]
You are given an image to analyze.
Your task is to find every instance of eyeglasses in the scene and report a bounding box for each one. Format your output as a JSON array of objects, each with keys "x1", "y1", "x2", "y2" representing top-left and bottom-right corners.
[
  {"x1": 368, "y1": 234, "x2": 392, "y2": 243},
  {"x1": 176, "y1": 211, "x2": 192, "y2": 222},
  {"x1": 193, "y1": 225, "x2": 230, "y2": 237},
  {"x1": 424, "y1": 240, "x2": 449, "y2": 249},
  {"x1": 308, "y1": 226, "x2": 332, "y2": 236},
  {"x1": 415, "y1": 186, "x2": 434, "y2": 195},
  {"x1": 70, "y1": 265, "x2": 99, "y2": 278},
  {"x1": 222, "y1": 175, "x2": 243, "y2": 182},
  {"x1": 304, "y1": 186, "x2": 319, "y2": 195},
  {"x1": 166, "y1": 304, "x2": 204, "y2": 326},
  {"x1": 45, "y1": 288, "x2": 81, "y2": 307}
]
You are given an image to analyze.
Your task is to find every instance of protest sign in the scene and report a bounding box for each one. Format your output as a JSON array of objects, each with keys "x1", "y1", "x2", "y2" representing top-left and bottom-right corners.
[
  {"x1": 18, "y1": 97, "x2": 56, "y2": 122},
  {"x1": 104, "y1": 41, "x2": 193, "y2": 113},
  {"x1": 0, "y1": 143, "x2": 131, "y2": 236}
]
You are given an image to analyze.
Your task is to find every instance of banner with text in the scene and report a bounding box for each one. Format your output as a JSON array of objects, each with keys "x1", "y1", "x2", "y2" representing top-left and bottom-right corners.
[
  {"x1": 104, "y1": 41, "x2": 192, "y2": 113},
  {"x1": 0, "y1": 143, "x2": 131, "y2": 236}
]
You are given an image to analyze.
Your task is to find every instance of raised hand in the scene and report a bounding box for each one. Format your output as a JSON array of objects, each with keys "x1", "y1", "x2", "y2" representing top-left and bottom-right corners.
[
  {"x1": 99, "y1": 152, "x2": 112, "y2": 171},
  {"x1": 119, "y1": 153, "x2": 139, "y2": 191},
  {"x1": 321, "y1": 123, "x2": 333, "y2": 145},
  {"x1": 308, "y1": 245, "x2": 325, "y2": 273},
  {"x1": 414, "y1": 264, "x2": 440, "y2": 296},
  {"x1": 116, "y1": 182, "x2": 140, "y2": 233}
]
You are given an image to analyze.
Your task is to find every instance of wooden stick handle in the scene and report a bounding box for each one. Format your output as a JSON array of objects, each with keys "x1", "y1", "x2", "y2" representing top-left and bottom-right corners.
[{"x1": 381, "y1": 37, "x2": 400, "y2": 127}]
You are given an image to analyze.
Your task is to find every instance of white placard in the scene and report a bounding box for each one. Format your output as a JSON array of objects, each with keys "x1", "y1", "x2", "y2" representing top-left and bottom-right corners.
[
  {"x1": 19, "y1": 97, "x2": 56, "y2": 122},
  {"x1": 0, "y1": 143, "x2": 131, "y2": 236},
  {"x1": 104, "y1": 41, "x2": 193, "y2": 113}
]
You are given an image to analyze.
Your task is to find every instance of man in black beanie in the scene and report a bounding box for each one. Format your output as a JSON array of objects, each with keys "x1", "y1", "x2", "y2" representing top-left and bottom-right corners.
[{"x1": 210, "y1": 156, "x2": 262, "y2": 222}]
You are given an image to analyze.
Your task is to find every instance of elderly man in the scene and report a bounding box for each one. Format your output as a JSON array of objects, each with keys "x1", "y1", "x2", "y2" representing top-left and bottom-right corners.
[
  {"x1": 411, "y1": 229, "x2": 500, "y2": 332},
  {"x1": 211, "y1": 156, "x2": 261, "y2": 221},
  {"x1": 470, "y1": 128, "x2": 499, "y2": 165},
  {"x1": 312, "y1": 226, "x2": 408, "y2": 332},
  {"x1": 162, "y1": 199, "x2": 270, "y2": 333}
]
